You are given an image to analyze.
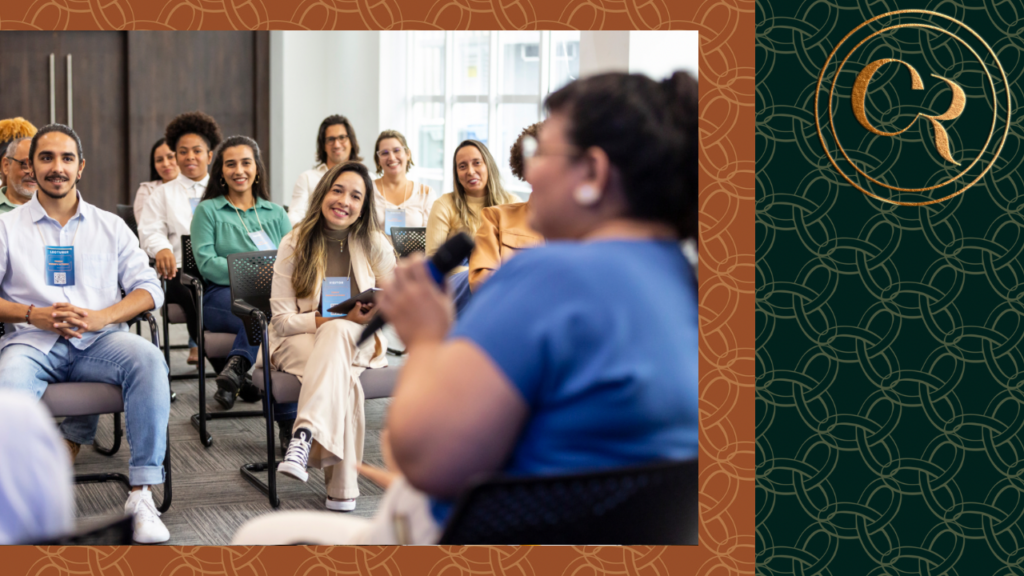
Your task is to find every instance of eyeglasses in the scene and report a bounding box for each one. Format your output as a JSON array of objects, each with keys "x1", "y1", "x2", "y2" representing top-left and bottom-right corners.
[
  {"x1": 3, "y1": 156, "x2": 29, "y2": 172},
  {"x1": 521, "y1": 135, "x2": 578, "y2": 163},
  {"x1": 326, "y1": 135, "x2": 350, "y2": 145},
  {"x1": 377, "y1": 147, "x2": 406, "y2": 159}
]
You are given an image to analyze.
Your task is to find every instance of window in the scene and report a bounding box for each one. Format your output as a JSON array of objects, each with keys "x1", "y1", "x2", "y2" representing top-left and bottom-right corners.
[{"x1": 405, "y1": 31, "x2": 580, "y2": 197}]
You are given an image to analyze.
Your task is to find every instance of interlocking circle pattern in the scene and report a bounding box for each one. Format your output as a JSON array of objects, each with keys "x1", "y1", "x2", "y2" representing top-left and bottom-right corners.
[{"x1": 759, "y1": 1, "x2": 1024, "y2": 574}]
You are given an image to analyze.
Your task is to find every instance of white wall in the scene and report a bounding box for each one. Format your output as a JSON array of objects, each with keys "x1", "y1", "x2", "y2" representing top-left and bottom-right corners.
[
  {"x1": 629, "y1": 31, "x2": 699, "y2": 80},
  {"x1": 579, "y1": 31, "x2": 699, "y2": 81},
  {"x1": 270, "y1": 31, "x2": 381, "y2": 206}
]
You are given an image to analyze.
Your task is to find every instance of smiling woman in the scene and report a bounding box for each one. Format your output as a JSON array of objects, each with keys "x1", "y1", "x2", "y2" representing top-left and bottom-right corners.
[
  {"x1": 190, "y1": 136, "x2": 294, "y2": 431},
  {"x1": 265, "y1": 161, "x2": 395, "y2": 512}
]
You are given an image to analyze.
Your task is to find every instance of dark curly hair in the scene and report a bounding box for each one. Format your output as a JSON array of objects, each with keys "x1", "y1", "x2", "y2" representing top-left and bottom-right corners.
[
  {"x1": 202, "y1": 135, "x2": 270, "y2": 202},
  {"x1": 164, "y1": 111, "x2": 223, "y2": 153},
  {"x1": 509, "y1": 122, "x2": 541, "y2": 181},
  {"x1": 316, "y1": 115, "x2": 362, "y2": 166},
  {"x1": 545, "y1": 71, "x2": 698, "y2": 241}
]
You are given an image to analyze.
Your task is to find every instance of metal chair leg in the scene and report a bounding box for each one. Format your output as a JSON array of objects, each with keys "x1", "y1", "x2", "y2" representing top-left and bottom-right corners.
[
  {"x1": 239, "y1": 317, "x2": 280, "y2": 508},
  {"x1": 93, "y1": 413, "x2": 122, "y2": 457}
]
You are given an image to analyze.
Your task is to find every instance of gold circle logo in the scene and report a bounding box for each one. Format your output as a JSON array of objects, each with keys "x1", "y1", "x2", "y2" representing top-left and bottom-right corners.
[{"x1": 815, "y1": 10, "x2": 1011, "y2": 206}]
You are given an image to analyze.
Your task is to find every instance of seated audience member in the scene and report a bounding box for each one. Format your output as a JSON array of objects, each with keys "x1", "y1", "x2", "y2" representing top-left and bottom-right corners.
[
  {"x1": 132, "y1": 138, "x2": 180, "y2": 224},
  {"x1": 289, "y1": 115, "x2": 363, "y2": 226},
  {"x1": 425, "y1": 140, "x2": 517, "y2": 312},
  {"x1": 0, "y1": 117, "x2": 38, "y2": 189},
  {"x1": 0, "y1": 124, "x2": 171, "y2": 543},
  {"x1": 1, "y1": 137, "x2": 38, "y2": 213},
  {"x1": 0, "y1": 390, "x2": 74, "y2": 544},
  {"x1": 468, "y1": 123, "x2": 544, "y2": 292},
  {"x1": 233, "y1": 70, "x2": 699, "y2": 545},
  {"x1": 140, "y1": 119, "x2": 214, "y2": 366},
  {"x1": 371, "y1": 129, "x2": 437, "y2": 235},
  {"x1": 189, "y1": 136, "x2": 295, "y2": 445},
  {"x1": 268, "y1": 162, "x2": 395, "y2": 512}
]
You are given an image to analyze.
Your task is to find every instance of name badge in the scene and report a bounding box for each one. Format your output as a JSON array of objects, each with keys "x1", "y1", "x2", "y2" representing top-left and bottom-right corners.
[
  {"x1": 248, "y1": 230, "x2": 277, "y2": 251},
  {"x1": 385, "y1": 209, "x2": 406, "y2": 235},
  {"x1": 189, "y1": 197, "x2": 200, "y2": 214},
  {"x1": 321, "y1": 277, "x2": 351, "y2": 317},
  {"x1": 45, "y1": 246, "x2": 75, "y2": 286}
]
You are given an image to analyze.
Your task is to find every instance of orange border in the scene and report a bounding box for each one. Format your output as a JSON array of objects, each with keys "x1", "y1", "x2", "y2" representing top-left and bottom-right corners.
[{"x1": 0, "y1": 0, "x2": 754, "y2": 573}]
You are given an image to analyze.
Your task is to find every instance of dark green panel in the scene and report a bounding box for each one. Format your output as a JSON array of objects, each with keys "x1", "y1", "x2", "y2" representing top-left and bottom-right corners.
[{"x1": 757, "y1": 2, "x2": 1024, "y2": 574}]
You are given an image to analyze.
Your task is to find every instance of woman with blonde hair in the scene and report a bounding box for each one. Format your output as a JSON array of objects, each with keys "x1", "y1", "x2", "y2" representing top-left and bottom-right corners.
[
  {"x1": 268, "y1": 161, "x2": 396, "y2": 512},
  {"x1": 372, "y1": 129, "x2": 437, "y2": 235},
  {"x1": 425, "y1": 140, "x2": 517, "y2": 311}
]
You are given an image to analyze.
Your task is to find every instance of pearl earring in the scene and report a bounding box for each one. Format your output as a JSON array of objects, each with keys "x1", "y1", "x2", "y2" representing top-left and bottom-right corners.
[{"x1": 574, "y1": 185, "x2": 600, "y2": 206}]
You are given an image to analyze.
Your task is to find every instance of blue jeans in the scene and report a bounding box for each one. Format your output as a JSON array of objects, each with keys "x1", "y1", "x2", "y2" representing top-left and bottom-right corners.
[
  {"x1": 0, "y1": 331, "x2": 169, "y2": 486},
  {"x1": 203, "y1": 283, "x2": 297, "y2": 421},
  {"x1": 447, "y1": 270, "x2": 473, "y2": 317}
]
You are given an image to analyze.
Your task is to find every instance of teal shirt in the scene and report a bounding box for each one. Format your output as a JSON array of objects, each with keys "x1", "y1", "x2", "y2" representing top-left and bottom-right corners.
[
  {"x1": 190, "y1": 195, "x2": 291, "y2": 286},
  {"x1": 0, "y1": 187, "x2": 21, "y2": 214}
]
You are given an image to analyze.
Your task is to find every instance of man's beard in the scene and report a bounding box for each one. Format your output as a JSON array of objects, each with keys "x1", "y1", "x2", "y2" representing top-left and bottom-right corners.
[
  {"x1": 10, "y1": 180, "x2": 35, "y2": 199},
  {"x1": 38, "y1": 177, "x2": 74, "y2": 199}
]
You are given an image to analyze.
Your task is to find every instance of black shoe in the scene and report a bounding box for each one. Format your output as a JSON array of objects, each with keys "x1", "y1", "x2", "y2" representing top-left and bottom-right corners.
[
  {"x1": 238, "y1": 374, "x2": 262, "y2": 403},
  {"x1": 214, "y1": 356, "x2": 251, "y2": 410},
  {"x1": 278, "y1": 419, "x2": 295, "y2": 454}
]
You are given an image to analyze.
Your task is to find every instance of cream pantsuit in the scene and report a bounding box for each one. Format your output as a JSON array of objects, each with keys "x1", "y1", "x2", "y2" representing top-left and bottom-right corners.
[{"x1": 258, "y1": 230, "x2": 397, "y2": 499}]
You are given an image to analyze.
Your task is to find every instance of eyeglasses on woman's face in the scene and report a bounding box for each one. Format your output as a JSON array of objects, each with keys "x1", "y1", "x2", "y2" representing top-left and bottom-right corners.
[{"x1": 326, "y1": 134, "x2": 349, "y2": 145}]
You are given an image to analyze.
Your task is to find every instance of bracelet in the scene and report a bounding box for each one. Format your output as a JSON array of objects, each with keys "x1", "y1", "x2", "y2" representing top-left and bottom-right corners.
[{"x1": 24, "y1": 304, "x2": 34, "y2": 324}]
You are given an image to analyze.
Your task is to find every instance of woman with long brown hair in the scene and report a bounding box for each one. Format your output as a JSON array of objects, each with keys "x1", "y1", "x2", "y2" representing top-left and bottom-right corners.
[
  {"x1": 425, "y1": 140, "x2": 517, "y2": 312},
  {"x1": 267, "y1": 161, "x2": 396, "y2": 512}
]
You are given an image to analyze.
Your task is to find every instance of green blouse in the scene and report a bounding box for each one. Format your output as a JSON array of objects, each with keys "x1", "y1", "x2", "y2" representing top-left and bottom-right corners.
[{"x1": 189, "y1": 195, "x2": 291, "y2": 286}]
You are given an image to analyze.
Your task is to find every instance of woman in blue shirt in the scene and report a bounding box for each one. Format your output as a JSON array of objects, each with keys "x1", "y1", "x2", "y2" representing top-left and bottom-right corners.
[{"x1": 234, "y1": 70, "x2": 699, "y2": 544}]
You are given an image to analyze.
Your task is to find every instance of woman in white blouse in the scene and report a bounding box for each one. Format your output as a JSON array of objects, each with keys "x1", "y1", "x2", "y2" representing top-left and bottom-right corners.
[
  {"x1": 288, "y1": 115, "x2": 363, "y2": 226},
  {"x1": 372, "y1": 130, "x2": 437, "y2": 236},
  {"x1": 131, "y1": 138, "x2": 179, "y2": 224}
]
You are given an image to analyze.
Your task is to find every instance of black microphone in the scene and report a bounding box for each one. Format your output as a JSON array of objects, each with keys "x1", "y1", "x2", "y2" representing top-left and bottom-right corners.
[{"x1": 357, "y1": 232, "x2": 476, "y2": 345}]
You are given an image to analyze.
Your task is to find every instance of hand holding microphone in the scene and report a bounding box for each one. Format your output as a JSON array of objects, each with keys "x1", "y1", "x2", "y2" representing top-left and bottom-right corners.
[{"x1": 358, "y1": 233, "x2": 475, "y2": 346}]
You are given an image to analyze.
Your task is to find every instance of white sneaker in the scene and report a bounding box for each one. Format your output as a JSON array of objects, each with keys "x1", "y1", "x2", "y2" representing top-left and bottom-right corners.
[
  {"x1": 325, "y1": 497, "x2": 356, "y2": 512},
  {"x1": 278, "y1": 427, "x2": 312, "y2": 482},
  {"x1": 125, "y1": 487, "x2": 169, "y2": 544}
]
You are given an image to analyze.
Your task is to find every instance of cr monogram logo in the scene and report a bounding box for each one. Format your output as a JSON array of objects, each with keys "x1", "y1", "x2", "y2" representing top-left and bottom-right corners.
[
  {"x1": 852, "y1": 59, "x2": 966, "y2": 166},
  {"x1": 815, "y1": 10, "x2": 1010, "y2": 206}
]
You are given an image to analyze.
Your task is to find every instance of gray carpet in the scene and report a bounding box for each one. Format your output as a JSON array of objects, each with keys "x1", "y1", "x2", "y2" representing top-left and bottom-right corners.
[{"x1": 70, "y1": 318, "x2": 397, "y2": 545}]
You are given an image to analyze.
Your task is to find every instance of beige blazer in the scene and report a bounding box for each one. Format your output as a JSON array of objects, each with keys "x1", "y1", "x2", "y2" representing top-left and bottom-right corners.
[{"x1": 262, "y1": 230, "x2": 397, "y2": 374}]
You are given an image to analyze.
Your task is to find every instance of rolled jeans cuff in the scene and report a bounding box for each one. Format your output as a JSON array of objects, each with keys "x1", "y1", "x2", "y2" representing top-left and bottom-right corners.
[{"x1": 129, "y1": 465, "x2": 165, "y2": 486}]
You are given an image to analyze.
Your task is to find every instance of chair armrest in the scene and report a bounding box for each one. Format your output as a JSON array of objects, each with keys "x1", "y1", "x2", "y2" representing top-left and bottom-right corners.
[
  {"x1": 180, "y1": 272, "x2": 201, "y2": 289},
  {"x1": 127, "y1": 311, "x2": 160, "y2": 349},
  {"x1": 231, "y1": 299, "x2": 261, "y2": 319}
]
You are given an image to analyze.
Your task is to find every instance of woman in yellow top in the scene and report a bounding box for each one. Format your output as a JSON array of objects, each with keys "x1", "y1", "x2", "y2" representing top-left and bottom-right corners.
[
  {"x1": 425, "y1": 140, "x2": 516, "y2": 312},
  {"x1": 267, "y1": 161, "x2": 396, "y2": 512}
]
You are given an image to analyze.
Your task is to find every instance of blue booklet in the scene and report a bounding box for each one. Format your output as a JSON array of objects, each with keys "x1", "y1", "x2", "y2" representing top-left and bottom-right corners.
[{"x1": 321, "y1": 277, "x2": 351, "y2": 317}]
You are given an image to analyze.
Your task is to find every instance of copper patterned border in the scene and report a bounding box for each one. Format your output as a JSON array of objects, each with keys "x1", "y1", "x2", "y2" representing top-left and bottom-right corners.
[{"x1": 0, "y1": 0, "x2": 754, "y2": 573}]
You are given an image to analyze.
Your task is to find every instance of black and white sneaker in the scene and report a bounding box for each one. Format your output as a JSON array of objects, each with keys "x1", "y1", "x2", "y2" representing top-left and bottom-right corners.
[{"x1": 278, "y1": 427, "x2": 313, "y2": 482}]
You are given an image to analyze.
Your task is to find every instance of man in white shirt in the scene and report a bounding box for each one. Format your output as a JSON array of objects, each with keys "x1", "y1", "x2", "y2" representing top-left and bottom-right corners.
[
  {"x1": 0, "y1": 124, "x2": 171, "y2": 543},
  {"x1": 138, "y1": 111, "x2": 223, "y2": 361},
  {"x1": 0, "y1": 138, "x2": 37, "y2": 214},
  {"x1": 288, "y1": 115, "x2": 364, "y2": 225}
]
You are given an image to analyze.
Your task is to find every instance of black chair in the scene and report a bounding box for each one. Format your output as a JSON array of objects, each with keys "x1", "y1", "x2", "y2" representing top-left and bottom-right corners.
[
  {"x1": 114, "y1": 203, "x2": 193, "y2": 383},
  {"x1": 227, "y1": 250, "x2": 400, "y2": 507},
  {"x1": 115, "y1": 204, "x2": 145, "y2": 339},
  {"x1": 115, "y1": 204, "x2": 139, "y2": 239},
  {"x1": 438, "y1": 459, "x2": 698, "y2": 545},
  {"x1": 180, "y1": 235, "x2": 262, "y2": 447},
  {"x1": 0, "y1": 314, "x2": 173, "y2": 514},
  {"x1": 391, "y1": 227, "x2": 427, "y2": 258},
  {"x1": 32, "y1": 515, "x2": 134, "y2": 545}
]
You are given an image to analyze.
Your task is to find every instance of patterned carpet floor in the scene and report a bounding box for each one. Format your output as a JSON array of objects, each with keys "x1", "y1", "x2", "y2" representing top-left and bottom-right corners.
[{"x1": 69, "y1": 319, "x2": 395, "y2": 545}]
